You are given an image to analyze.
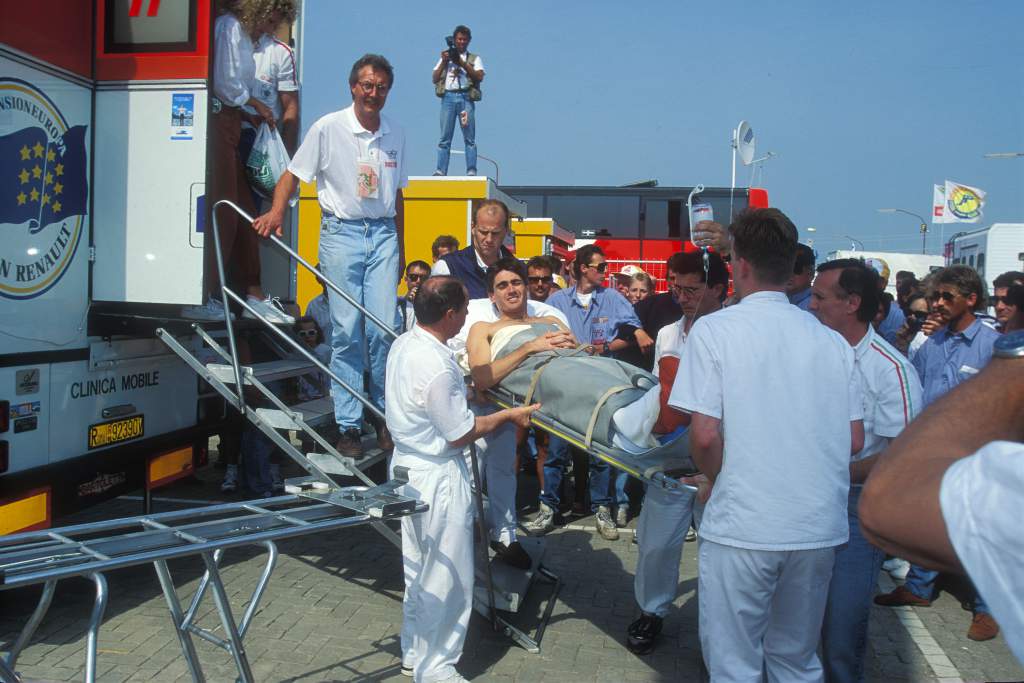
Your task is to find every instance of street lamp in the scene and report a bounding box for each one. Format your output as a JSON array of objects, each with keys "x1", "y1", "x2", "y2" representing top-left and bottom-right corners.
[
  {"x1": 877, "y1": 208, "x2": 928, "y2": 254},
  {"x1": 983, "y1": 152, "x2": 1024, "y2": 158},
  {"x1": 844, "y1": 235, "x2": 865, "y2": 252},
  {"x1": 804, "y1": 226, "x2": 816, "y2": 249}
]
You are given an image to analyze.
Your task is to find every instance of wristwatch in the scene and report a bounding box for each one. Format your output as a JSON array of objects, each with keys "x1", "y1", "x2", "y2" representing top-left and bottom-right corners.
[{"x1": 994, "y1": 329, "x2": 1024, "y2": 359}]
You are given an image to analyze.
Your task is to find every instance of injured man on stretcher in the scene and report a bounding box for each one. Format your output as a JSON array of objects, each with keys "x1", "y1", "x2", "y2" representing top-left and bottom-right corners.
[{"x1": 463, "y1": 260, "x2": 692, "y2": 467}]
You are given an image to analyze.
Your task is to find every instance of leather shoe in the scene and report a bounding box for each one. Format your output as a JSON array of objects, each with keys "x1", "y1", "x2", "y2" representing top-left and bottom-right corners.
[
  {"x1": 626, "y1": 612, "x2": 663, "y2": 655},
  {"x1": 375, "y1": 422, "x2": 394, "y2": 451},
  {"x1": 967, "y1": 613, "x2": 999, "y2": 641},
  {"x1": 873, "y1": 585, "x2": 931, "y2": 607},
  {"x1": 335, "y1": 428, "x2": 364, "y2": 458},
  {"x1": 490, "y1": 540, "x2": 532, "y2": 570}
]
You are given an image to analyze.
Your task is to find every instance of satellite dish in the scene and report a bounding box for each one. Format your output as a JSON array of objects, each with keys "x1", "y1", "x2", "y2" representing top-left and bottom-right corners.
[{"x1": 735, "y1": 120, "x2": 756, "y2": 166}]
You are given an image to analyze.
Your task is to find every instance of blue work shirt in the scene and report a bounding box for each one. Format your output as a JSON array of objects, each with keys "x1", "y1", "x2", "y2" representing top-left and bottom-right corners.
[
  {"x1": 546, "y1": 285, "x2": 642, "y2": 347},
  {"x1": 877, "y1": 303, "x2": 906, "y2": 346},
  {"x1": 788, "y1": 287, "x2": 812, "y2": 311},
  {"x1": 912, "y1": 317, "x2": 1000, "y2": 408}
]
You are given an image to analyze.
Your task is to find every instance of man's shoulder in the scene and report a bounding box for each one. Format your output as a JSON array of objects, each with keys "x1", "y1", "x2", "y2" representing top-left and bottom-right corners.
[
  {"x1": 310, "y1": 109, "x2": 351, "y2": 133},
  {"x1": 527, "y1": 300, "x2": 569, "y2": 325},
  {"x1": 380, "y1": 114, "x2": 406, "y2": 141},
  {"x1": 865, "y1": 334, "x2": 916, "y2": 381}
]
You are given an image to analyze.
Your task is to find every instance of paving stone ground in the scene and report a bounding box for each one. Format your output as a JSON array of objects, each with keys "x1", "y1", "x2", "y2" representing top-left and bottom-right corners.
[{"x1": 2, "y1": 454, "x2": 1021, "y2": 682}]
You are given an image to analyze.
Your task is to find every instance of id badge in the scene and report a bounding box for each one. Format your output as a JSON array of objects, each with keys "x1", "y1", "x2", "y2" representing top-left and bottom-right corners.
[
  {"x1": 357, "y1": 157, "x2": 380, "y2": 199},
  {"x1": 590, "y1": 317, "x2": 608, "y2": 345}
]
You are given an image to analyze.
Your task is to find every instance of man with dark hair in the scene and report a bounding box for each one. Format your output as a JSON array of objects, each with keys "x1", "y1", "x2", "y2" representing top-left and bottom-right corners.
[
  {"x1": 253, "y1": 53, "x2": 406, "y2": 459},
  {"x1": 432, "y1": 24, "x2": 484, "y2": 176},
  {"x1": 431, "y1": 234, "x2": 460, "y2": 262},
  {"x1": 432, "y1": 199, "x2": 513, "y2": 298},
  {"x1": 387, "y1": 275, "x2": 537, "y2": 682},
  {"x1": 669, "y1": 207, "x2": 865, "y2": 681},
  {"x1": 397, "y1": 260, "x2": 431, "y2": 332},
  {"x1": 532, "y1": 245, "x2": 643, "y2": 540},
  {"x1": 626, "y1": 249, "x2": 727, "y2": 655},
  {"x1": 875, "y1": 264, "x2": 1002, "y2": 642},
  {"x1": 620, "y1": 251, "x2": 695, "y2": 371},
  {"x1": 810, "y1": 259, "x2": 922, "y2": 682},
  {"x1": 993, "y1": 270, "x2": 1024, "y2": 331},
  {"x1": 526, "y1": 255, "x2": 555, "y2": 302},
  {"x1": 787, "y1": 242, "x2": 816, "y2": 311}
]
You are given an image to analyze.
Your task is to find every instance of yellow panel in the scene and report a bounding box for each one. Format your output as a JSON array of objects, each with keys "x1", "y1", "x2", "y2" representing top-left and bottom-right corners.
[
  {"x1": 149, "y1": 446, "x2": 194, "y2": 484},
  {"x1": 296, "y1": 181, "x2": 323, "y2": 313},
  {"x1": 0, "y1": 491, "x2": 49, "y2": 535},
  {"x1": 513, "y1": 234, "x2": 546, "y2": 260},
  {"x1": 403, "y1": 178, "x2": 489, "y2": 199}
]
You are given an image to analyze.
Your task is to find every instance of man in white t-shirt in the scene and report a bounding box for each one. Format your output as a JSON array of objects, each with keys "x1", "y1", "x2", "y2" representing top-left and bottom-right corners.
[
  {"x1": 626, "y1": 248, "x2": 727, "y2": 655},
  {"x1": 810, "y1": 258, "x2": 923, "y2": 683},
  {"x1": 387, "y1": 276, "x2": 538, "y2": 682},
  {"x1": 859, "y1": 330, "x2": 1024, "y2": 666},
  {"x1": 670, "y1": 208, "x2": 865, "y2": 682},
  {"x1": 242, "y1": 31, "x2": 299, "y2": 154},
  {"x1": 431, "y1": 24, "x2": 485, "y2": 176},
  {"x1": 254, "y1": 54, "x2": 407, "y2": 460}
]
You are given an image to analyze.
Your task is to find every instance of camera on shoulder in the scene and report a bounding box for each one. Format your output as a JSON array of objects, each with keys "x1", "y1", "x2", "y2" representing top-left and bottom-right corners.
[{"x1": 445, "y1": 35, "x2": 459, "y2": 62}]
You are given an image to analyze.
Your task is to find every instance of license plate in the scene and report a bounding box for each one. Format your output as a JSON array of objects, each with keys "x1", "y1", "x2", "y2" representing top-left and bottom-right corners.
[{"x1": 88, "y1": 415, "x2": 144, "y2": 450}]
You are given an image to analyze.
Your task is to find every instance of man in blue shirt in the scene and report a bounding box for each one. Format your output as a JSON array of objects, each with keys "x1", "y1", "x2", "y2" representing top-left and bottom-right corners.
[
  {"x1": 874, "y1": 264, "x2": 1002, "y2": 642},
  {"x1": 786, "y1": 243, "x2": 815, "y2": 311},
  {"x1": 524, "y1": 244, "x2": 642, "y2": 540}
]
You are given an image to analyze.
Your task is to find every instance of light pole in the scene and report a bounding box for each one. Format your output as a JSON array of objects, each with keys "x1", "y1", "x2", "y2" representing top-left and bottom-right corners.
[
  {"x1": 804, "y1": 226, "x2": 816, "y2": 249},
  {"x1": 983, "y1": 151, "x2": 1024, "y2": 158},
  {"x1": 449, "y1": 150, "x2": 500, "y2": 183},
  {"x1": 877, "y1": 208, "x2": 928, "y2": 254},
  {"x1": 844, "y1": 235, "x2": 865, "y2": 252}
]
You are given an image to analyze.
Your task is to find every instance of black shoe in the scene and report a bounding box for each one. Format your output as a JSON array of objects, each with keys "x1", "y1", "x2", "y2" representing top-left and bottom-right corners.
[
  {"x1": 626, "y1": 613, "x2": 663, "y2": 655},
  {"x1": 375, "y1": 422, "x2": 394, "y2": 452},
  {"x1": 490, "y1": 540, "x2": 532, "y2": 570},
  {"x1": 335, "y1": 428, "x2": 364, "y2": 458}
]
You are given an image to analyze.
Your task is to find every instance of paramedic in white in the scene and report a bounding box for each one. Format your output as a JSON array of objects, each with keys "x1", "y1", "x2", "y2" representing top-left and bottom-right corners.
[
  {"x1": 387, "y1": 276, "x2": 538, "y2": 683},
  {"x1": 670, "y1": 208, "x2": 864, "y2": 683}
]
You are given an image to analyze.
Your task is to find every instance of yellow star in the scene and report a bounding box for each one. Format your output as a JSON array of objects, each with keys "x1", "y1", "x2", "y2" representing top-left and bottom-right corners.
[
  {"x1": 19, "y1": 169, "x2": 29, "y2": 184},
  {"x1": 32, "y1": 165, "x2": 41, "y2": 179},
  {"x1": 46, "y1": 148, "x2": 56, "y2": 162},
  {"x1": 32, "y1": 142, "x2": 44, "y2": 158},
  {"x1": 19, "y1": 145, "x2": 30, "y2": 161},
  {"x1": 54, "y1": 181, "x2": 63, "y2": 195},
  {"x1": 52, "y1": 200, "x2": 62, "y2": 213},
  {"x1": 44, "y1": 172, "x2": 53, "y2": 185},
  {"x1": 29, "y1": 188, "x2": 39, "y2": 201},
  {"x1": 16, "y1": 192, "x2": 27, "y2": 205},
  {"x1": 41, "y1": 193, "x2": 50, "y2": 206},
  {"x1": 55, "y1": 163, "x2": 64, "y2": 176}
]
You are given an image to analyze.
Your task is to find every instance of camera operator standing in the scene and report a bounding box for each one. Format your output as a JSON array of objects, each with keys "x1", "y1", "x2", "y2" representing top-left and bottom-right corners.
[{"x1": 432, "y1": 25, "x2": 485, "y2": 176}]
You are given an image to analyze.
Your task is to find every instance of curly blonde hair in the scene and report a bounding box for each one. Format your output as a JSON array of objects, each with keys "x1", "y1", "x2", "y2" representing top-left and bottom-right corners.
[{"x1": 220, "y1": 0, "x2": 297, "y2": 34}]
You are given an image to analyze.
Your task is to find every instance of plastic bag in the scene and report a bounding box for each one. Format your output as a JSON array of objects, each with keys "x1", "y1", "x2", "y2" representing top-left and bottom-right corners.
[{"x1": 245, "y1": 123, "x2": 290, "y2": 199}]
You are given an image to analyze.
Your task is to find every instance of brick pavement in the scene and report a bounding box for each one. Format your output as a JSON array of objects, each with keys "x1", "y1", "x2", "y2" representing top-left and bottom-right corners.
[{"x1": 2, "y1": 461, "x2": 1021, "y2": 682}]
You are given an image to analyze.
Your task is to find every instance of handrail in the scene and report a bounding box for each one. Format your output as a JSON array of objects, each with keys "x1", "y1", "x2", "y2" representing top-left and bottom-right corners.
[{"x1": 210, "y1": 199, "x2": 246, "y2": 410}]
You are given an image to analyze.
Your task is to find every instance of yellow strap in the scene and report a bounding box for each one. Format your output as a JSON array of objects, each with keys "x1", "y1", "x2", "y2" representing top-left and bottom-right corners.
[{"x1": 584, "y1": 384, "x2": 633, "y2": 449}]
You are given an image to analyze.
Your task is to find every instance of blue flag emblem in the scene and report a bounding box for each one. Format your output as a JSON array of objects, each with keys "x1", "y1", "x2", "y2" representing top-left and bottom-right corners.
[{"x1": 1, "y1": 125, "x2": 88, "y2": 234}]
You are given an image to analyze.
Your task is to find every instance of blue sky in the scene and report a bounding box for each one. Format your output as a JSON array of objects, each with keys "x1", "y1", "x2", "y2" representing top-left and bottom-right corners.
[{"x1": 299, "y1": 0, "x2": 1023, "y2": 257}]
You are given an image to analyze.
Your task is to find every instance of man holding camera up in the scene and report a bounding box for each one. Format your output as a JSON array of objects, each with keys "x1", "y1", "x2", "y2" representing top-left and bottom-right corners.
[{"x1": 432, "y1": 25, "x2": 484, "y2": 176}]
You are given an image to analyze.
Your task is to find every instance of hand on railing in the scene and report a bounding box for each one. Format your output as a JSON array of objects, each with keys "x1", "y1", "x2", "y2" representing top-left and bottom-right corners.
[{"x1": 252, "y1": 207, "x2": 286, "y2": 238}]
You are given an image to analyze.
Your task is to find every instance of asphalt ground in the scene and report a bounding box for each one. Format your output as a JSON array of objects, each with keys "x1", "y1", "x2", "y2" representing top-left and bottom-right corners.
[{"x1": 2, "y1": 448, "x2": 1022, "y2": 682}]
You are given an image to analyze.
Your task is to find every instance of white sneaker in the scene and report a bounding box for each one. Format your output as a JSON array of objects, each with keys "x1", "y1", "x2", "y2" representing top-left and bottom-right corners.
[
  {"x1": 882, "y1": 557, "x2": 901, "y2": 572},
  {"x1": 269, "y1": 463, "x2": 284, "y2": 492},
  {"x1": 181, "y1": 298, "x2": 235, "y2": 321},
  {"x1": 887, "y1": 558, "x2": 911, "y2": 580},
  {"x1": 221, "y1": 464, "x2": 238, "y2": 493},
  {"x1": 436, "y1": 672, "x2": 468, "y2": 682},
  {"x1": 243, "y1": 295, "x2": 294, "y2": 324}
]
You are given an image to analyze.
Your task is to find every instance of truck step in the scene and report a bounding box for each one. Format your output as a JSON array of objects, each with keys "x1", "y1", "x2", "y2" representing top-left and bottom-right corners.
[
  {"x1": 306, "y1": 444, "x2": 386, "y2": 477},
  {"x1": 255, "y1": 397, "x2": 334, "y2": 430},
  {"x1": 207, "y1": 359, "x2": 315, "y2": 385}
]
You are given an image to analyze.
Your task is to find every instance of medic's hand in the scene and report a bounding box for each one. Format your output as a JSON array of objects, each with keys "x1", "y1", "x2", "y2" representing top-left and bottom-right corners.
[
  {"x1": 635, "y1": 329, "x2": 655, "y2": 354},
  {"x1": 251, "y1": 100, "x2": 276, "y2": 129},
  {"x1": 680, "y1": 473, "x2": 712, "y2": 504},
  {"x1": 693, "y1": 220, "x2": 729, "y2": 256},
  {"x1": 252, "y1": 208, "x2": 284, "y2": 238},
  {"x1": 508, "y1": 403, "x2": 541, "y2": 429}
]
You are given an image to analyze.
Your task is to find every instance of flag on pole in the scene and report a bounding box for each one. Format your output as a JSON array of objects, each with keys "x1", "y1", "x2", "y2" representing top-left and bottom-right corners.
[
  {"x1": 943, "y1": 180, "x2": 986, "y2": 224},
  {"x1": 932, "y1": 184, "x2": 953, "y2": 224}
]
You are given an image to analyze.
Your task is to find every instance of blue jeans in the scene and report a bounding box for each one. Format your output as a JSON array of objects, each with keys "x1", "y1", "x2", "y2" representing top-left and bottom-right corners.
[
  {"x1": 436, "y1": 91, "x2": 476, "y2": 175},
  {"x1": 904, "y1": 563, "x2": 990, "y2": 614},
  {"x1": 318, "y1": 216, "x2": 399, "y2": 429},
  {"x1": 612, "y1": 469, "x2": 629, "y2": 508},
  {"x1": 821, "y1": 486, "x2": 884, "y2": 683},
  {"x1": 540, "y1": 435, "x2": 611, "y2": 512}
]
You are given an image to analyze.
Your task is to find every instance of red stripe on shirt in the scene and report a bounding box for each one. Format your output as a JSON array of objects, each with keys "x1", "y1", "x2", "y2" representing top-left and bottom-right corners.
[{"x1": 870, "y1": 342, "x2": 910, "y2": 425}]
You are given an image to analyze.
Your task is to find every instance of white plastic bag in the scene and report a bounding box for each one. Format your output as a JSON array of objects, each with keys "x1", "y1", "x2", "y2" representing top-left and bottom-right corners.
[{"x1": 245, "y1": 123, "x2": 290, "y2": 199}]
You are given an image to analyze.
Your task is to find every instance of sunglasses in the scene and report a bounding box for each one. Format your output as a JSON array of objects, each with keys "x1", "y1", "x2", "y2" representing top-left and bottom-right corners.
[
  {"x1": 909, "y1": 310, "x2": 929, "y2": 322},
  {"x1": 406, "y1": 273, "x2": 427, "y2": 282},
  {"x1": 992, "y1": 295, "x2": 1016, "y2": 305},
  {"x1": 297, "y1": 329, "x2": 318, "y2": 339},
  {"x1": 528, "y1": 276, "x2": 553, "y2": 284},
  {"x1": 587, "y1": 262, "x2": 608, "y2": 273},
  {"x1": 927, "y1": 291, "x2": 958, "y2": 303}
]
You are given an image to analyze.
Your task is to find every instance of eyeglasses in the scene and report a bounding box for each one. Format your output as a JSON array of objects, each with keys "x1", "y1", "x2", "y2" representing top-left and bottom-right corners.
[
  {"x1": 587, "y1": 262, "x2": 608, "y2": 273},
  {"x1": 927, "y1": 291, "x2": 958, "y2": 303},
  {"x1": 297, "y1": 329, "x2": 318, "y2": 339},
  {"x1": 671, "y1": 283, "x2": 705, "y2": 298},
  {"x1": 406, "y1": 273, "x2": 427, "y2": 282},
  {"x1": 528, "y1": 276, "x2": 553, "y2": 284},
  {"x1": 357, "y1": 81, "x2": 389, "y2": 94},
  {"x1": 909, "y1": 310, "x2": 929, "y2": 322},
  {"x1": 992, "y1": 295, "x2": 1016, "y2": 305}
]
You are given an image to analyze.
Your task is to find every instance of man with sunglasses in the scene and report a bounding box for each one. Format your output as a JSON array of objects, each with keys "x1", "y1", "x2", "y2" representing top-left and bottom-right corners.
[
  {"x1": 533, "y1": 245, "x2": 643, "y2": 540},
  {"x1": 253, "y1": 54, "x2": 407, "y2": 460},
  {"x1": 398, "y1": 260, "x2": 431, "y2": 332},
  {"x1": 993, "y1": 270, "x2": 1024, "y2": 331},
  {"x1": 526, "y1": 255, "x2": 555, "y2": 302},
  {"x1": 874, "y1": 264, "x2": 1002, "y2": 642}
]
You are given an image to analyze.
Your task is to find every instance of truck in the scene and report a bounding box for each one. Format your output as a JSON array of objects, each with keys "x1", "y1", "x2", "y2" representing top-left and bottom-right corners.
[
  {"x1": 946, "y1": 223, "x2": 1024, "y2": 293},
  {"x1": 825, "y1": 250, "x2": 944, "y2": 294}
]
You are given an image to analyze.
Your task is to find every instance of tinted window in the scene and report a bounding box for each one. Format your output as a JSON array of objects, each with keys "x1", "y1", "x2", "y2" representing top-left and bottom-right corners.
[{"x1": 546, "y1": 195, "x2": 640, "y2": 238}]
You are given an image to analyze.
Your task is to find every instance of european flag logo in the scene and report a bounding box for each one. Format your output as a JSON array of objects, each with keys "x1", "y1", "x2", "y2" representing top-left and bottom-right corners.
[{"x1": 2, "y1": 125, "x2": 88, "y2": 234}]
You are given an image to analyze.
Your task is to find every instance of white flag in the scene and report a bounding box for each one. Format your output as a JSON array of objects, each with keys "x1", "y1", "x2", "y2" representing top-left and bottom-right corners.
[
  {"x1": 932, "y1": 184, "x2": 953, "y2": 224},
  {"x1": 943, "y1": 180, "x2": 987, "y2": 224}
]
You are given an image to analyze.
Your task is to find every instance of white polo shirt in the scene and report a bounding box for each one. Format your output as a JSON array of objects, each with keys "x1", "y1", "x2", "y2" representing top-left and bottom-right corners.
[
  {"x1": 941, "y1": 440, "x2": 1024, "y2": 665},
  {"x1": 669, "y1": 290, "x2": 863, "y2": 551},
  {"x1": 653, "y1": 315, "x2": 688, "y2": 377},
  {"x1": 385, "y1": 325, "x2": 475, "y2": 461},
  {"x1": 851, "y1": 326, "x2": 923, "y2": 469},
  {"x1": 288, "y1": 105, "x2": 407, "y2": 220},
  {"x1": 243, "y1": 33, "x2": 298, "y2": 125}
]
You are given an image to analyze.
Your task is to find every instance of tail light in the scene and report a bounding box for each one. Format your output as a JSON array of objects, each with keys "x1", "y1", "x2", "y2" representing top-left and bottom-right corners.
[{"x1": 0, "y1": 401, "x2": 8, "y2": 433}]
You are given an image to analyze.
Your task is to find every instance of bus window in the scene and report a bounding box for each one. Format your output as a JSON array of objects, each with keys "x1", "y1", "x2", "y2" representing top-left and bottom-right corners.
[
  {"x1": 546, "y1": 195, "x2": 639, "y2": 238},
  {"x1": 968, "y1": 254, "x2": 975, "y2": 268},
  {"x1": 976, "y1": 253, "x2": 985, "y2": 277},
  {"x1": 644, "y1": 200, "x2": 684, "y2": 239}
]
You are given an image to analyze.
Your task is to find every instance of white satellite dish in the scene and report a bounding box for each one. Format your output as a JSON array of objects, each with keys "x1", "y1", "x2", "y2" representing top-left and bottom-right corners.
[{"x1": 735, "y1": 120, "x2": 756, "y2": 166}]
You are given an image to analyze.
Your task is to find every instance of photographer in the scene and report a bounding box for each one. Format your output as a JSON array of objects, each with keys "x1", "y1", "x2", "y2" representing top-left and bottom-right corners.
[{"x1": 432, "y1": 25, "x2": 485, "y2": 176}]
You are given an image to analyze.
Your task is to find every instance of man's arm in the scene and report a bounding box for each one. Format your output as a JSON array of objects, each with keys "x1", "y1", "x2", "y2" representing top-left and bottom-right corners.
[
  {"x1": 432, "y1": 52, "x2": 448, "y2": 84},
  {"x1": 467, "y1": 322, "x2": 574, "y2": 392},
  {"x1": 252, "y1": 169, "x2": 299, "y2": 237},
  {"x1": 860, "y1": 353, "x2": 1024, "y2": 572},
  {"x1": 278, "y1": 91, "x2": 299, "y2": 155},
  {"x1": 460, "y1": 54, "x2": 484, "y2": 83},
  {"x1": 689, "y1": 412, "x2": 723, "y2": 482},
  {"x1": 449, "y1": 403, "x2": 539, "y2": 448}
]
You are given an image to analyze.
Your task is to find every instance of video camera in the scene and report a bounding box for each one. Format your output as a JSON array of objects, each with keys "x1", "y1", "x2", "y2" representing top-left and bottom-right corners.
[{"x1": 445, "y1": 35, "x2": 459, "y2": 62}]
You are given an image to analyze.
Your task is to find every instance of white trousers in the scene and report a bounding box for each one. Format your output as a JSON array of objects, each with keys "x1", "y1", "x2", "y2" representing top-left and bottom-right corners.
[
  {"x1": 394, "y1": 455, "x2": 475, "y2": 683},
  {"x1": 634, "y1": 484, "x2": 703, "y2": 617},
  {"x1": 473, "y1": 406, "x2": 517, "y2": 545},
  {"x1": 698, "y1": 540, "x2": 835, "y2": 683}
]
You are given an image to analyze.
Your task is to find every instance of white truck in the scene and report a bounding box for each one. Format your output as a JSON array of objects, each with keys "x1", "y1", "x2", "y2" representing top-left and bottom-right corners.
[
  {"x1": 947, "y1": 223, "x2": 1024, "y2": 293},
  {"x1": 825, "y1": 250, "x2": 944, "y2": 294}
]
